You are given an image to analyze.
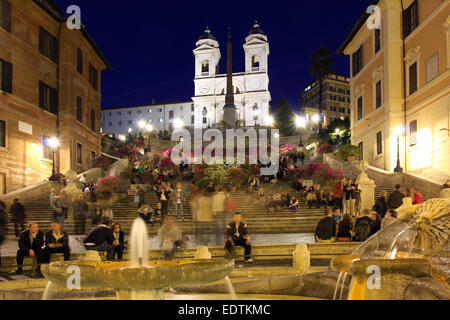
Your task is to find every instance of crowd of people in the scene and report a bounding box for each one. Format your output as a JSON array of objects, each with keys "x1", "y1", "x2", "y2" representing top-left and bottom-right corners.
[{"x1": 314, "y1": 183, "x2": 423, "y2": 243}]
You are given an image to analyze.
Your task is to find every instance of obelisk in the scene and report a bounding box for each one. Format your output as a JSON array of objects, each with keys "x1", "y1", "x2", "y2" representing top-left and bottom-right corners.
[{"x1": 222, "y1": 29, "x2": 237, "y2": 127}]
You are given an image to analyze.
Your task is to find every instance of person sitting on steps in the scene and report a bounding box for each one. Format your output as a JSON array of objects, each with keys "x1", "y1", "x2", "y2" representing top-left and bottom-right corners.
[{"x1": 225, "y1": 213, "x2": 253, "y2": 263}]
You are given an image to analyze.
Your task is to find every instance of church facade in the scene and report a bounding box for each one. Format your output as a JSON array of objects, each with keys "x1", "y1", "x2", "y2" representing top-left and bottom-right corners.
[{"x1": 192, "y1": 23, "x2": 272, "y2": 129}]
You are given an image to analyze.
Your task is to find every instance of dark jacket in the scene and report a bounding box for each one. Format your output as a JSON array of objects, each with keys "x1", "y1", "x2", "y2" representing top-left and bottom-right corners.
[
  {"x1": 226, "y1": 222, "x2": 249, "y2": 241},
  {"x1": 113, "y1": 230, "x2": 125, "y2": 245},
  {"x1": 18, "y1": 230, "x2": 45, "y2": 252},
  {"x1": 373, "y1": 197, "x2": 388, "y2": 218},
  {"x1": 72, "y1": 200, "x2": 88, "y2": 217},
  {"x1": 315, "y1": 216, "x2": 336, "y2": 240},
  {"x1": 337, "y1": 221, "x2": 353, "y2": 239},
  {"x1": 45, "y1": 230, "x2": 69, "y2": 249},
  {"x1": 388, "y1": 190, "x2": 405, "y2": 209},
  {"x1": 10, "y1": 202, "x2": 26, "y2": 221},
  {"x1": 83, "y1": 225, "x2": 114, "y2": 246}
]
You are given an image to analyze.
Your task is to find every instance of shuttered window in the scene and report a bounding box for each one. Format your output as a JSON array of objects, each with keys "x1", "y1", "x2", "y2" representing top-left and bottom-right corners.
[
  {"x1": 375, "y1": 29, "x2": 381, "y2": 53},
  {"x1": 76, "y1": 47, "x2": 83, "y2": 74},
  {"x1": 39, "y1": 81, "x2": 58, "y2": 115},
  {"x1": 0, "y1": 120, "x2": 5, "y2": 148},
  {"x1": 89, "y1": 63, "x2": 98, "y2": 90},
  {"x1": 376, "y1": 80, "x2": 382, "y2": 108},
  {"x1": 376, "y1": 131, "x2": 382, "y2": 155},
  {"x1": 0, "y1": 0, "x2": 11, "y2": 32},
  {"x1": 76, "y1": 96, "x2": 82, "y2": 122},
  {"x1": 39, "y1": 27, "x2": 58, "y2": 62},
  {"x1": 357, "y1": 96, "x2": 363, "y2": 121},
  {"x1": 90, "y1": 108, "x2": 96, "y2": 132},
  {"x1": 352, "y1": 46, "x2": 363, "y2": 76},
  {"x1": 0, "y1": 58, "x2": 12, "y2": 93},
  {"x1": 403, "y1": 0, "x2": 419, "y2": 39},
  {"x1": 409, "y1": 62, "x2": 418, "y2": 95},
  {"x1": 76, "y1": 143, "x2": 82, "y2": 164}
]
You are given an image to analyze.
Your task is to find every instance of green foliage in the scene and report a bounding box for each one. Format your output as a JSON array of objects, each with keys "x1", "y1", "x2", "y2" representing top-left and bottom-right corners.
[
  {"x1": 274, "y1": 98, "x2": 295, "y2": 136},
  {"x1": 336, "y1": 145, "x2": 363, "y2": 161},
  {"x1": 322, "y1": 117, "x2": 351, "y2": 145}
]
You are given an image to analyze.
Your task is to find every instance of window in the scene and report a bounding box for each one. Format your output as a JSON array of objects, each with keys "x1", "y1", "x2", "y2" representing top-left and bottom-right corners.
[
  {"x1": 90, "y1": 109, "x2": 96, "y2": 132},
  {"x1": 376, "y1": 80, "x2": 382, "y2": 108},
  {"x1": 403, "y1": 0, "x2": 419, "y2": 39},
  {"x1": 91, "y1": 151, "x2": 96, "y2": 168},
  {"x1": 39, "y1": 27, "x2": 58, "y2": 63},
  {"x1": 127, "y1": 111, "x2": 132, "y2": 115},
  {"x1": 352, "y1": 45, "x2": 363, "y2": 76},
  {"x1": 0, "y1": 0, "x2": 11, "y2": 32},
  {"x1": 358, "y1": 142, "x2": 364, "y2": 158},
  {"x1": 169, "y1": 111, "x2": 174, "y2": 120},
  {"x1": 118, "y1": 121, "x2": 122, "y2": 126},
  {"x1": 0, "y1": 58, "x2": 12, "y2": 93},
  {"x1": 39, "y1": 81, "x2": 58, "y2": 115},
  {"x1": 375, "y1": 29, "x2": 381, "y2": 54},
  {"x1": 76, "y1": 97, "x2": 82, "y2": 122},
  {"x1": 191, "y1": 115, "x2": 195, "y2": 124},
  {"x1": 191, "y1": 104, "x2": 195, "y2": 112},
  {"x1": 410, "y1": 120, "x2": 418, "y2": 146},
  {"x1": 330, "y1": 106, "x2": 337, "y2": 112},
  {"x1": 0, "y1": 119, "x2": 5, "y2": 148},
  {"x1": 89, "y1": 63, "x2": 98, "y2": 90},
  {"x1": 42, "y1": 136, "x2": 52, "y2": 160},
  {"x1": 203, "y1": 117, "x2": 207, "y2": 124},
  {"x1": 76, "y1": 143, "x2": 82, "y2": 164},
  {"x1": 127, "y1": 120, "x2": 132, "y2": 125},
  {"x1": 108, "y1": 122, "x2": 112, "y2": 126},
  {"x1": 426, "y1": 53, "x2": 439, "y2": 83},
  {"x1": 76, "y1": 47, "x2": 83, "y2": 74},
  {"x1": 409, "y1": 62, "x2": 418, "y2": 95},
  {"x1": 117, "y1": 111, "x2": 122, "y2": 116},
  {"x1": 251, "y1": 55, "x2": 260, "y2": 71},
  {"x1": 201, "y1": 60, "x2": 209, "y2": 75},
  {"x1": 357, "y1": 96, "x2": 363, "y2": 121},
  {"x1": 376, "y1": 131, "x2": 382, "y2": 155}
]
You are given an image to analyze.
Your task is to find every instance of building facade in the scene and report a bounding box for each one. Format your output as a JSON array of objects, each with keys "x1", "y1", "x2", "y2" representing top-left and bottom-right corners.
[
  {"x1": 0, "y1": 0, "x2": 111, "y2": 194},
  {"x1": 101, "y1": 101, "x2": 193, "y2": 137},
  {"x1": 339, "y1": 0, "x2": 449, "y2": 182},
  {"x1": 300, "y1": 74, "x2": 351, "y2": 126},
  {"x1": 192, "y1": 23, "x2": 272, "y2": 128}
]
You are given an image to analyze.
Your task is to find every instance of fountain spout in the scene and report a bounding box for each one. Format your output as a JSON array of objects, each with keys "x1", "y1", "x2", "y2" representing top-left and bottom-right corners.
[{"x1": 130, "y1": 218, "x2": 149, "y2": 267}]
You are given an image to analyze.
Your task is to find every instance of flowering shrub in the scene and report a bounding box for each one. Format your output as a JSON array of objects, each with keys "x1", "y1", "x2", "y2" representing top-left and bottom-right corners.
[
  {"x1": 96, "y1": 176, "x2": 121, "y2": 200},
  {"x1": 94, "y1": 155, "x2": 114, "y2": 169},
  {"x1": 49, "y1": 173, "x2": 65, "y2": 183},
  {"x1": 113, "y1": 145, "x2": 141, "y2": 160},
  {"x1": 287, "y1": 163, "x2": 343, "y2": 190},
  {"x1": 318, "y1": 143, "x2": 334, "y2": 154},
  {"x1": 159, "y1": 157, "x2": 177, "y2": 171},
  {"x1": 279, "y1": 144, "x2": 296, "y2": 156}
]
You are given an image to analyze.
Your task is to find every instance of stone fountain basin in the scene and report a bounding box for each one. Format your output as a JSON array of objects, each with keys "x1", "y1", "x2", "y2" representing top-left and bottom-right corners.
[{"x1": 41, "y1": 259, "x2": 234, "y2": 290}]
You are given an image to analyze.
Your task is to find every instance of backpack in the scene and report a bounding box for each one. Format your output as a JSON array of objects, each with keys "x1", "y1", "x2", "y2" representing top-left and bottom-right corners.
[{"x1": 356, "y1": 218, "x2": 371, "y2": 242}]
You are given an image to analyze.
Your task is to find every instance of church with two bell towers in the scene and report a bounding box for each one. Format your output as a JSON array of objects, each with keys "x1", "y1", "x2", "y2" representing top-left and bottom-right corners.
[{"x1": 192, "y1": 22, "x2": 271, "y2": 129}]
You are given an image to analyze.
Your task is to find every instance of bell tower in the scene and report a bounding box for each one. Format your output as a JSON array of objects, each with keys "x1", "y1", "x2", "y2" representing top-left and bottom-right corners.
[
  {"x1": 193, "y1": 27, "x2": 221, "y2": 78},
  {"x1": 244, "y1": 21, "x2": 269, "y2": 74}
]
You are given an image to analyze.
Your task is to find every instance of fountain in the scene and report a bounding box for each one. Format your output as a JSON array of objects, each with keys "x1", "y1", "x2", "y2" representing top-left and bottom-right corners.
[{"x1": 41, "y1": 218, "x2": 234, "y2": 300}]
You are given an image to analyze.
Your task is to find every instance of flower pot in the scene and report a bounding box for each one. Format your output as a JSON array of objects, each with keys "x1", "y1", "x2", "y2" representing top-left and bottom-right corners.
[{"x1": 347, "y1": 156, "x2": 355, "y2": 162}]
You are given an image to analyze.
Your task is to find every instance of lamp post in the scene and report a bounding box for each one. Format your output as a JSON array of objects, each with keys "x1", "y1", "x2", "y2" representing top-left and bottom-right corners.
[
  {"x1": 48, "y1": 137, "x2": 59, "y2": 175},
  {"x1": 296, "y1": 116, "x2": 306, "y2": 146},
  {"x1": 394, "y1": 126, "x2": 403, "y2": 173}
]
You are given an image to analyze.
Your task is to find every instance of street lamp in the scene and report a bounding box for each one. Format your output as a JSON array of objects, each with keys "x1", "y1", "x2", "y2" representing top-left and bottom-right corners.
[
  {"x1": 266, "y1": 115, "x2": 274, "y2": 127},
  {"x1": 48, "y1": 137, "x2": 59, "y2": 175},
  {"x1": 394, "y1": 126, "x2": 404, "y2": 173},
  {"x1": 296, "y1": 116, "x2": 306, "y2": 128},
  {"x1": 146, "y1": 124, "x2": 153, "y2": 152},
  {"x1": 173, "y1": 118, "x2": 184, "y2": 129}
]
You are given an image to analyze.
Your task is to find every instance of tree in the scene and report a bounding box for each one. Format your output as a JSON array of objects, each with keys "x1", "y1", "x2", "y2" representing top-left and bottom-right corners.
[
  {"x1": 274, "y1": 98, "x2": 295, "y2": 136},
  {"x1": 309, "y1": 47, "x2": 335, "y2": 133},
  {"x1": 323, "y1": 117, "x2": 351, "y2": 145}
]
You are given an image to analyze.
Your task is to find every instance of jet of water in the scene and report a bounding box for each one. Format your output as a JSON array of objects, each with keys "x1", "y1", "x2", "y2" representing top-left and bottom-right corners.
[{"x1": 130, "y1": 218, "x2": 149, "y2": 267}]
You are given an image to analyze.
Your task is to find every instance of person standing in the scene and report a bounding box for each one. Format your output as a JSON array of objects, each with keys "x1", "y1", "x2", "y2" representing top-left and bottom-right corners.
[
  {"x1": 72, "y1": 195, "x2": 88, "y2": 235},
  {"x1": 212, "y1": 187, "x2": 226, "y2": 245},
  {"x1": 173, "y1": 183, "x2": 186, "y2": 222},
  {"x1": 15, "y1": 223, "x2": 45, "y2": 275},
  {"x1": 59, "y1": 191, "x2": 70, "y2": 219},
  {"x1": 343, "y1": 179, "x2": 354, "y2": 216},
  {"x1": 44, "y1": 221, "x2": 70, "y2": 262},
  {"x1": 52, "y1": 196, "x2": 66, "y2": 230},
  {"x1": 10, "y1": 198, "x2": 26, "y2": 238},
  {"x1": 387, "y1": 184, "x2": 405, "y2": 209},
  {"x1": 353, "y1": 179, "x2": 361, "y2": 217},
  {"x1": 334, "y1": 178, "x2": 345, "y2": 211},
  {"x1": 225, "y1": 213, "x2": 253, "y2": 263}
]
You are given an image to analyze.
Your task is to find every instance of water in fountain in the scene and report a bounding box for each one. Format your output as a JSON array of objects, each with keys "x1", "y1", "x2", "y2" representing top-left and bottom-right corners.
[
  {"x1": 130, "y1": 218, "x2": 149, "y2": 267},
  {"x1": 332, "y1": 272, "x2": 344, "y2": 300},
  {"x1": 42, "y1": 281, "x2": 57, "y2": 300},
  {"x1": 224, "y1": 276, "x2": 237, "y2": 300}
]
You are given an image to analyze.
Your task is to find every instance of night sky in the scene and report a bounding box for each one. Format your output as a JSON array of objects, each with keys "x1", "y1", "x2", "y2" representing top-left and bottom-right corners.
[{"x1": 54, "y1": 0, "x2": 369, "y2": 111}]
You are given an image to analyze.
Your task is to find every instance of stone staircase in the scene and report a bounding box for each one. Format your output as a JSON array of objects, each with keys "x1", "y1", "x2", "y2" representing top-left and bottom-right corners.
[{"x1": 4, "y1": 182, "x2": 325, "y2": 237}]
